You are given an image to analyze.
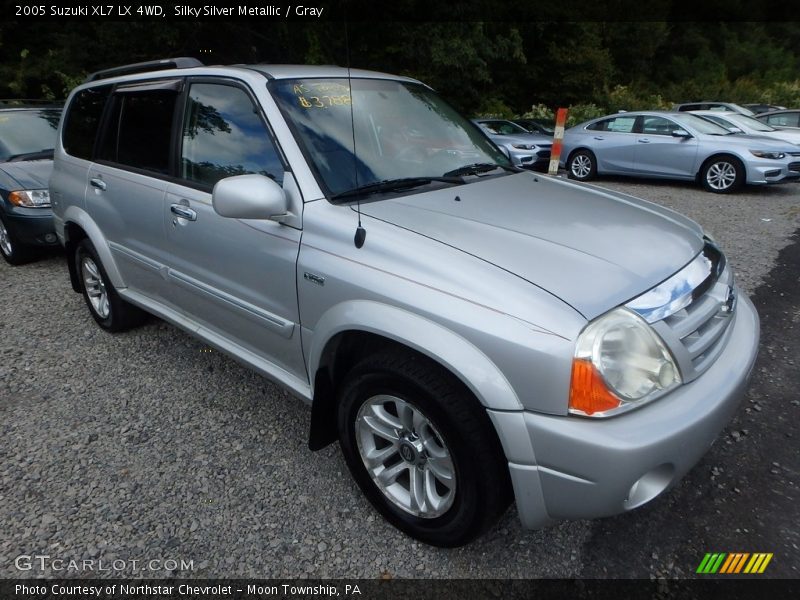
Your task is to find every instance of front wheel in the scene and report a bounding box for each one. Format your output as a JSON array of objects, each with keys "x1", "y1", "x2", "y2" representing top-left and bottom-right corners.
[
  {"x1": 700, "y1": 155, "x2": 744, "y2": 193},
  {"x1": 337, "y1": 350, "x2": 512, "y2": 547},
  {"x1": 567, "y1": 150, "x2": 597, "y2": 181},
  {"x1": 0, "y1": 215, "x2": 35, "y2": 265}
]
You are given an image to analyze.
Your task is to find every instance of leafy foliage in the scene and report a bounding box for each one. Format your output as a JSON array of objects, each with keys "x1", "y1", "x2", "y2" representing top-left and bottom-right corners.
[{"x1": 1, "y1": 17, "x2": 799, "y2": 118}]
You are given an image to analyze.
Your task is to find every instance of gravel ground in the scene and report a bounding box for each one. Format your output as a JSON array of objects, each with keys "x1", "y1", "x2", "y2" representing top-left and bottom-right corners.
[{"x1": 1, "y1": 177, "x2": 798, "y2": 580}]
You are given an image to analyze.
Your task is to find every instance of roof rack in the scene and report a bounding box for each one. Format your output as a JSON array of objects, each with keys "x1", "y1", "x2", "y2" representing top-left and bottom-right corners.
[{"x1": 84, "y1": 57, "x2": 203, "y2": 83}]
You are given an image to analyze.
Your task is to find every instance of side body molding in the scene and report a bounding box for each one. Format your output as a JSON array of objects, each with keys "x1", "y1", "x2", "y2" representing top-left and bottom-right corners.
[{"x1": 306, "y1": 300, "x2": 523, "y2": 412}]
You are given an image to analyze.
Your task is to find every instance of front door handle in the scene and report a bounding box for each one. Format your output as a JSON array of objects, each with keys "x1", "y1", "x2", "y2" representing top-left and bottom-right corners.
[
  {"x1": 593, "y1": 136, "x2": 605, "y2": 140},
  {"x1": 90, "y1": 177, "x2": 106, "y2": 191},
  {"x1": 170, "y1": 204, "x2": 197, "y2": 221},
  {"x1": 638, "y1": 138, "x2": 651, "y2": 143}
]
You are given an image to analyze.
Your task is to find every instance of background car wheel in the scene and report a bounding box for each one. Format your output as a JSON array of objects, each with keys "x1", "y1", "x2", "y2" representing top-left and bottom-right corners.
[
  {"x1": 75, "y1": 239, "x2": 145, "y2": 331},
  {"x1": 700, "y1": 155, "x2": 744, "y2": 193},
  {"x1": 567, "y1": 150, "x2": 597, "y2": 181},
  {"x1": 337, "y1": 349, "x2": 512, "y2": 547},
  {"x1": 0, "y1": 215, "x2": 36, "y2": 265}
]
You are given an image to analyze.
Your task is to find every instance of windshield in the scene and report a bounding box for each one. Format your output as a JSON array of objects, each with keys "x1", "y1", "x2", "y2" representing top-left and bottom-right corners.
[
  {"x1": 270, "y1": 78, "x2": 509, "y2": 196},
  {"x1": 0, "y1": 109, "x2": 61, "y2": 161},
  {"x1": 726, "y1": 113, "x2": 776, "y2": 132},
  {"x1": 479, "y1": 120, "x2": 529, "y2": 135},
  {"x1": 673, "y1": 113, "x2": 733, "y2": 135}
]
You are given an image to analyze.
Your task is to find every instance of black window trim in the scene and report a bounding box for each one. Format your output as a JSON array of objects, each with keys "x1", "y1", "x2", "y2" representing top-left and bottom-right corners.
[{"x1": 93, "y1": 77, "x2": 185, "y2": 180}]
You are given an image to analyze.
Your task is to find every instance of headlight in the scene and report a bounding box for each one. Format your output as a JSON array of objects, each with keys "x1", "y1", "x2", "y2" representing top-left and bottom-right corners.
[
  {"x1": 569, "y1": 308, "x2": 681, "y2": 417},
  {"x1": 749, "y1": 149, "x2": 785, "y2": 159},
  {"x1": 512, "y1": 143, "x2": 537, "y2": 150},
  {"x1": 8, "y1": 189, "x2": 50, "y2": 208}
]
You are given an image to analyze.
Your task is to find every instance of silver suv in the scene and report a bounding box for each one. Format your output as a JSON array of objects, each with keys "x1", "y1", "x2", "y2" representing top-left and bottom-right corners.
[{"x1": 51, "y1": 59, "x2": 760, "y2": 547}]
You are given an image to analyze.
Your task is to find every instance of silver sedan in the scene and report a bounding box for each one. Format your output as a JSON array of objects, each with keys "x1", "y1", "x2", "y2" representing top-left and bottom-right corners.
[{"x1": 561, "y1": 111, "x2": 800, "y2": 193}]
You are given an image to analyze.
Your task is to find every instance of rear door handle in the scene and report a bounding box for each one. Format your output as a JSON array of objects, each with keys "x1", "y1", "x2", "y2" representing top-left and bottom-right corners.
[
  {"x1": 170, "y1": 204, "x2": 197, "y2": 221},
  {"x1": 593, "y1": 136, "x2": 605, "y2": 140},
  {"x1": 638, "y1": 138, "x2": 651, "y2": 143},
  {"x1": 90, "y1": 177, "x2": 106, "y2": 191}
]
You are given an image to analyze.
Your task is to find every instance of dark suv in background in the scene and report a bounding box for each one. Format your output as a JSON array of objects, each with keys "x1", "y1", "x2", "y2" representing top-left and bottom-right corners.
[{"x1": 0, "y1": 101, "x2": 61, "y2": 264}]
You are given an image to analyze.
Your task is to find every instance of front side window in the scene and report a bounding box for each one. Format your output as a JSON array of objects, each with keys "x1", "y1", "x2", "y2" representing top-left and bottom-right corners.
[
  {"x1": 640, "y1": 116, "x2": 681, "y2": 136},
  {"x1": 99, "y1": 89, "x2": 177, "y2": 174},
  {"x1": 0, "y1": 108, "x2": 61, "y2": 162},
  {"x1": 270, "y1": 78, "x2": 509, "y2": 196},
  {"x1": 180, "y1": 83, "x2": 284, "y2": 187},
  {"x1": 63, "y1": 86, "x2": 111, "y2": 160}
]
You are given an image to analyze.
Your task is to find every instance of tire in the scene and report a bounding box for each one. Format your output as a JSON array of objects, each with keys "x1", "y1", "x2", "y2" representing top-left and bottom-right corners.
[
  {"x1": 567, "y1": 149, "x2": 597, "y2": 181},
  {"x1": 0, "y1": 214, "x2": 36, "y2": 265},
  {"x1": 75, "y1": 238, "x2": 144, "y2": 331},
  {"x1": 700, "y1": 155, "x2": 744, "y2": 193},
  {"x1": 337, "y1": 350, "x2": 512, "y2": 547}
]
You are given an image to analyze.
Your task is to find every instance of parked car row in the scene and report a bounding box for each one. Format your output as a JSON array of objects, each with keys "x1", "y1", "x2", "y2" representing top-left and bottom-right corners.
[
  {"x1": 4, "y1": 61, "x2": 762, "y2": 548},
  {"x1": 0, "y1": 103, "x2": 62, "y2": 264},
  {"x1": 561, "y1": 110, "x2": 800, "y2": 193}
]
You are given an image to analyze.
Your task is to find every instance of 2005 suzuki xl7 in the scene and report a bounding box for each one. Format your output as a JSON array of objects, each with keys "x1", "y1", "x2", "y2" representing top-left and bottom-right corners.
[{"x1": 51, "y1": 58, "x2": 760, "y2": 546}]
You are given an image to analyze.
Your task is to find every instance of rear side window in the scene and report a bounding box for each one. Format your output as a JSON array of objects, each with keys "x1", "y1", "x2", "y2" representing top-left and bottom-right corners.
[
  {"x1": 63, "y1": 86, "x2": 111, "y2": 159},
  {"x1": 587, "y1": 116, "x2": 636, "y2": 133},
  {"x1": 98, "y1": 88, "x2": 178, "y2": 174},
  {"x1": 766, "y1": 113, "x2": 799, "y2": 127},
  {"x1": 180, "y1": 83, "x2": 284, "y2": 187}
]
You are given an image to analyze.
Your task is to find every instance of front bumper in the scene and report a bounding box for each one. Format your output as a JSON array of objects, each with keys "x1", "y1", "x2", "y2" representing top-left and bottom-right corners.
[
  {"x1": 506, "y1": 147, "x2": 551, "y2": 170},
  {"x1": 491, "y1": 293, "x2": 760, "y2": 530},
  {"x1": 745, "y1": 160, "x2": 800, "y2": 184},
  {"x1": 1, "y1": 205, "x2": 58, "y2": 246}
]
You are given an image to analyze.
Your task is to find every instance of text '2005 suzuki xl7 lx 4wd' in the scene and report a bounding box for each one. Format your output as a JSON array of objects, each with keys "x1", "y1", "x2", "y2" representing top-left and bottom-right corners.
[{"x1": 51, "y1": 58, "x2": 759, "y2": 546}]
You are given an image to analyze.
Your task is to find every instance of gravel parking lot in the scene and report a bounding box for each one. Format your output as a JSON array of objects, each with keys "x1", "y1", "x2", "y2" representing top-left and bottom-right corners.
[{"x1": 1, "y1": 177, "x2": 798, "y2": 579}]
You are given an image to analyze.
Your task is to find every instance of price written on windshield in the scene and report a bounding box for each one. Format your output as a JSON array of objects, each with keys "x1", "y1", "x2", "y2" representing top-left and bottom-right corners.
[{"x1": 294, "y1": 83, "x2": 351, "y2": 109}]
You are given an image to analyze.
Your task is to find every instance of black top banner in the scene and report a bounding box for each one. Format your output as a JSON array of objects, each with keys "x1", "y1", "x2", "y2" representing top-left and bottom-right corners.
[{"x1": 3, "y1": 0, "x2": 800, "y2": 22}]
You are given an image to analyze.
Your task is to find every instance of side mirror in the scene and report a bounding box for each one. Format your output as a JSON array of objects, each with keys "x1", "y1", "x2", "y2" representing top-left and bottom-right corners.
[
  {"x1": 671, "y1": 129, "x2": 692, "y2": 138},
  {"x1": 212, "y1": 174, "x2": 289, "y2": 222},
  {"x1": 728, "y1": 126, "x2": 744, "y2": 133}
]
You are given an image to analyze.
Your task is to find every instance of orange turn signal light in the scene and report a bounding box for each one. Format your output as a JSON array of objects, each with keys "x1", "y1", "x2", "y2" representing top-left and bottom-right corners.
[
  {"x1": 568, "y1": 359, "x2": 621, "y2": 416},
  {"x1": 8, "y1": 191, "x2": 28, "y2": 206}
]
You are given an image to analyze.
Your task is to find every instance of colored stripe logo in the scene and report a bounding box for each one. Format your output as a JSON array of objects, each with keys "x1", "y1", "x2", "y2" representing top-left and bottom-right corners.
[{"x1": 697, "y1": 553, "x2": 773, "y2": 574}]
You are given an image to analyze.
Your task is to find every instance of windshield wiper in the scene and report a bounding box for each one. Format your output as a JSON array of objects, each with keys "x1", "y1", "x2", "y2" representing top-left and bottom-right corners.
[
  {"x1": 7, "y1": 149, "x2": 54, "y2": 162},
  {"x1": 330, "y1": 176, "x2": 461, "y2": 201},
  {"x1": 442, "y1": 162, "x2": 516, "y2": 178}
]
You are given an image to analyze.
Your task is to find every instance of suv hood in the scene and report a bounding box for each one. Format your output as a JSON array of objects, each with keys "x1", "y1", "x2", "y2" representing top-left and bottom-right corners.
[
  {"x1": 0, "y1": 159, "x2": 53, "y2": 190},
  {"x1": 360, "y1": 172, "x2": 704, "y2": 319}
]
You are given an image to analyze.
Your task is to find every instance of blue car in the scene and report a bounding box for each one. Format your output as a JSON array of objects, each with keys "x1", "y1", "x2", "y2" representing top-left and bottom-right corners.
[
  {"x1": 561, "y1": 111, "x2": 800, "y2": 193},
  {"x1": 0, "y1": 104, "x2": 60, "y2": 265}
]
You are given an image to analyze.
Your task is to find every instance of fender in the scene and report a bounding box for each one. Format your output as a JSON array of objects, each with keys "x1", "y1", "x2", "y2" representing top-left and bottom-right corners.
[
  {"x1": 307, "y1": 300, "x2": 523, "y2": 412},
  {"x1": 62, "y1": 205, "x2": 126, "y2": 288}
]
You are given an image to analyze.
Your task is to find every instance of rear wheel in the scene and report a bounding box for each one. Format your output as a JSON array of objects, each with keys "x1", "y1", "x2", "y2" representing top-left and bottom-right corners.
[
  {"x1": 75, "y1": 239, "x2": 145, "y2": 331},
  {"x1": 0, "y1": 215, "x2": 36, "y2": 265},
  {"x1": 337, "y1": 350, "x2": 512, "y2": 547},
  {"x1": 567, "y1": 149, "x2": 597, "y2": 181},
  {"x1": 700, "y1": 155, "x2": 744, "y2": 193}
]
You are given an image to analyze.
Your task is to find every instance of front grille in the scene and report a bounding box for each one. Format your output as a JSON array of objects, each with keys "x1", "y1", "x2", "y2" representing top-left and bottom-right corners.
[
  {"x1": 661, "y1": 262, "x2": 735, "y2": 378},
  {"x1": 789, "y1": 161, "x2": 800, "y2": 173},
  {"x1": 628, "y1": 243, "x2": 736, "y2": 383},
  {"x1": 536, "y1": 150, "x2": 552, "y2": 159}
]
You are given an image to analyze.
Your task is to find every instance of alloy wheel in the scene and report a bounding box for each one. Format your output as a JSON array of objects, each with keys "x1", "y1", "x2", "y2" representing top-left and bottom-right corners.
[
  {"x1": 355, "y1": 394, "x2": 456, "y2": 519},
  {"x1": 706, "y1": 161, "x2": 737, "y2": 191},
  {"x1": 81, "y1": 256, "x2": 110, "y2": 319}
]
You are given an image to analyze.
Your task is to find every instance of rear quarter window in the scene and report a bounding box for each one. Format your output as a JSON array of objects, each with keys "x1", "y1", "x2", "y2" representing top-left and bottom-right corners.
[{"x1": 62, "y1": 86, "x2": 112, "y2": 159}]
